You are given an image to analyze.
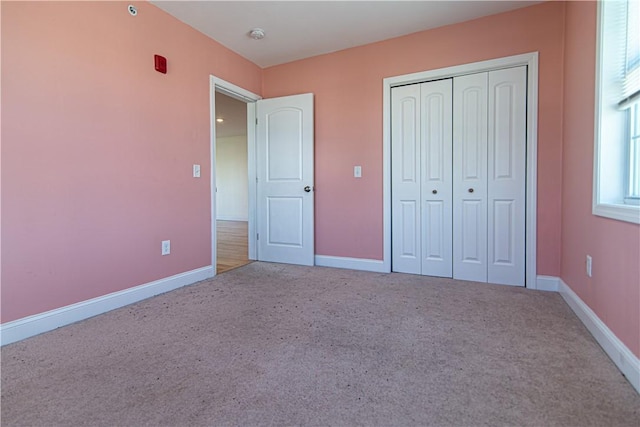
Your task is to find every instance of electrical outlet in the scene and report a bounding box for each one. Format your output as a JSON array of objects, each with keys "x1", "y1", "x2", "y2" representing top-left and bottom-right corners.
[
  {"x1": 586, "y1": 255, "x2": 592, "y2": 277},
  {"x1": 354, "y1": 166, "x2": 362, "y2": 178},
  {"x1": 193, "y1": 164, "x2": 201, "y2": 178},
  {"x1": 162, "y1": 240, "x2": 171, "y2": 256}
]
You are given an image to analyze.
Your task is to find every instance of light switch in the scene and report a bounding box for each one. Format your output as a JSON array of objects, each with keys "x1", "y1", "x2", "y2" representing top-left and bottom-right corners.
[
  {"x1": 354, "y1": 166, "x2": 362, "y2": 178},
  {"x1": 193, "y1": 164, "x2": 201, "y2": 178}
]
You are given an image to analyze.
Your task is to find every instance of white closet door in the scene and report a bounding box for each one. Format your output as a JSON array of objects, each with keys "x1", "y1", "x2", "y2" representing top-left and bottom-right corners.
[
  {"x1": 453, "y1": 72, "x2": 488, "y2": 282},
  {"x1": 421, "y1": 79, "x2": 453, "y2": 277},
  {"x1": 392, "y1": 84, "x2": 421, "y2": 274},
  {"x1": 487, "y1": 66, "x2": 526, "y2": 286}
]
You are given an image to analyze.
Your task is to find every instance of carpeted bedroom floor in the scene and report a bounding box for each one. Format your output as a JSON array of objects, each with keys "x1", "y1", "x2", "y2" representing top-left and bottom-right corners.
[{"x1": 1, "y1": 262, "x2": 639, "y2": 426}]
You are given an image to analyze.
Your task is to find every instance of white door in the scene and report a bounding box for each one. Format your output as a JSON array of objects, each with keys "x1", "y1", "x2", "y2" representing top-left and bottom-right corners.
[
  {"x1": 256, "y1": 93, "x2": 314, "y2": 266},
  {"x1": 420, "y1": 79, "x2": 453, "y2": 277},
  {"x1": 453, "y1": 72, "x2": 489, "y2": 283},
  {"x1": 391, "y1": 67, "x2": 526, "y2": 286},
  {"x1": 392, "y1": 79, "x2": 453, "y2": 276},
  {"x1": 391, "y1": 84, "x2": 421, "y2": 274},
  {"x1": 487, "y1": 66, "x2": 526, "y2": 286}
]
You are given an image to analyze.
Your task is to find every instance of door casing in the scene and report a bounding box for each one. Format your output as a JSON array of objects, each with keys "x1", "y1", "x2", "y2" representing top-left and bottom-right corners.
[
  {"x1": 210, "y1": 75, "x2": 261, "y2": 275},
  {"x1": 383, "y1": 52, "x2": 539, "y2": 288}
]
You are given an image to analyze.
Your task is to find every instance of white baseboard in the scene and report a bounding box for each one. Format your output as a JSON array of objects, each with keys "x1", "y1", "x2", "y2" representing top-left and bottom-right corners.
[
  {"x1": 314, "y1": 255, "x2": 387, "y2": 273},
  {"x1": 0, "y1": 266, "x2": 214, "y2": 346},
  {"x1": 559, "y1": 279, "x2": 640, "y2": 394},
  {"x1": 535, "y1": 275, "x2": 560, "y2": 291},
  {"x1": 216, "y1": 216, "x2": 248, "y2": 222}
]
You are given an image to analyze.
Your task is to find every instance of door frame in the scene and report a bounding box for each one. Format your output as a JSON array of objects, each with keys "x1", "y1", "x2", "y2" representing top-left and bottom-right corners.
[
  {"x1": 382, "y1": 52, "x2": 539, "y2": 288},
  {"x1": 209, "y1": 75, "x2": 261, "y2": 274}
]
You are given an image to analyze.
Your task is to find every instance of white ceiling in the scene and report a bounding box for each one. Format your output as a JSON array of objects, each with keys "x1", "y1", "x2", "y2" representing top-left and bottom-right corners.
[{"x1": 152, "y1": 1, "x2": 542, "y2": 68}]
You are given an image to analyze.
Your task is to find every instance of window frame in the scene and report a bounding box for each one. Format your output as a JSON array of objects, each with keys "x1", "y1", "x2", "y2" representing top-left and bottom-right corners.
[{"x1": 593, "y1": 0, "x2": 640, "y2": 224}]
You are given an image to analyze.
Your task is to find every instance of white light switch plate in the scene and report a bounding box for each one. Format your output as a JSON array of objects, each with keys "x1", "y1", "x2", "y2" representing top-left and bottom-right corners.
[
  {"x1": 162, "y1": 240, "x2": 171, "y2": 256},
  {"x1": 354, "y1": 166, "x2": 362, "y2": 178},
  {"x1": 193, "y1": 164, "x2": 201, "y2": 178}
]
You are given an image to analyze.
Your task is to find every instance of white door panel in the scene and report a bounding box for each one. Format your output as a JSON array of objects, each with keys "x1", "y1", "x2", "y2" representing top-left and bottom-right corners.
[
  {"x1": 391, "y1": 67, "x2": 526, "y2": 287},
  {"x1": 392, "y1": 84, "x2": 421, "y2": 274},
  {"x1": 487, "y1": 66, "x2": 526, "y2": 286},
  {"x1": 257, "y1": 94, "x2": 314, "y2": 266},
  {"x1": 421, "y1": 79, "x2": 453, "y2": 277},
  {"x1": 453, "y1": 72, "x2": 488, "y2": 282}
]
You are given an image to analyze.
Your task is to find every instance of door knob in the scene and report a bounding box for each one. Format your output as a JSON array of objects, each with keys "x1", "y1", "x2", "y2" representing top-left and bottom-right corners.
[
  {"x1": 468, "y1": 188, "x2": 474, "y2": 193},
  {"x1": 432, "y1": 190, "x2": 437, "y2": 194},
  {"x1": 304, "y1": 186, "x2": 311, "y2": 193}
]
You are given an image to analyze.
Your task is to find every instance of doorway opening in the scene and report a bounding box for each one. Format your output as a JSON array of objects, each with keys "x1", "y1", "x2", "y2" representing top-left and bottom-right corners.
[
  {"x1": 210, "y1": 75, "x2": 261, "y2": 276},
  {"x1": 214, "y1": 92, "x2": 251, "y2": 273}
]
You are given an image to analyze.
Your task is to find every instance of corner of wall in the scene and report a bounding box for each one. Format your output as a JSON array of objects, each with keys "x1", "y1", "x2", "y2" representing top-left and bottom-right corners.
[{"x1": 559, "y1": 0, "x2": 568, "y2": 278}]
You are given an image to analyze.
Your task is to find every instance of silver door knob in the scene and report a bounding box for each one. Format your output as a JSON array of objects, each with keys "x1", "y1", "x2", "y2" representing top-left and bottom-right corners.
[
  {"x1": 304, "y1": 186, "x2": 311, "y2": 193},
  {"x1": 468, "y1": 188, "x2": 474, "y2": 193}
]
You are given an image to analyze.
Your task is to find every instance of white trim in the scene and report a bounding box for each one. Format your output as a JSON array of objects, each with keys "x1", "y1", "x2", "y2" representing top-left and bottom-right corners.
[
  {"x1": 559, "y1": 279, "x2": 640, "y2": 394},
  {"x1": 593, "y1": 203, "x2": 640, "y2": 224},
  {"x1": 216, "y1": 215, "x2": 249, "y2": 222},
  {"x1": 314, "y1": 255, "x2": 386, "y2": 273},
  {"x1": 535, "y1": 275, "x2": 560, "y2": 292},
  {"x1": 247, "y1": 102, "x2": 258, "y2": 260},
  {"x1": 382, "y1": 52, "x2": 539, "y2": 288},
  {"x1": 0, "y1": 266, "x2": 214, "y2": 346},
  {"x1": 209, "y1": 76, "x2": 262, "y2": 268}
]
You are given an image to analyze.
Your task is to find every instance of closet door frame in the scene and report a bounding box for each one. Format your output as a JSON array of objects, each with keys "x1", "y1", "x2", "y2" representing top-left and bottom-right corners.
[{"x1": 383, "y1": 52, "x2": 540, "y2": 289}]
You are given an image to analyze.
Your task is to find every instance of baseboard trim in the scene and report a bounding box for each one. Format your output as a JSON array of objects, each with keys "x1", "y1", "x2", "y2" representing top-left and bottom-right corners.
[
  {"x1": 315, "y1": 255, "x2": 387, "y2": 273},
  {"x1": 216, "y1": 216, "x2": 248, "y2": 222},
  {"x1": 558, "y1": 279, "x2": 640, "y2": 394},
  {"x1": 0, "y1": 266, "x2": 214, "y2": 346},
  {"x1": 535, "y1": 275, "x2": 560, "y2": 291}
]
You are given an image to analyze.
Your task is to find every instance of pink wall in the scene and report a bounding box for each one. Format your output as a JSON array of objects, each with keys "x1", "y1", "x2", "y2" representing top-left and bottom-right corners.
[
  {"x1": 262, "y1": 2, "x2": 565, "y2": 273},
  {"x1": 561, "y1": 1, "x2": 640, "y2": 357},
  {"x1": 1, "y1": 2, "x2": 261, "y2": 322}
]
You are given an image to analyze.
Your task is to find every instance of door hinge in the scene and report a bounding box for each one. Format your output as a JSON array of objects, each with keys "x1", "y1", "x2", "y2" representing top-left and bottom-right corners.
[
  {"x1": 256, "y1": 118, "x2": 258, "y2": 125},
  {"x1": 257, "y1": 233, "x2": 259, "y2": 240}
]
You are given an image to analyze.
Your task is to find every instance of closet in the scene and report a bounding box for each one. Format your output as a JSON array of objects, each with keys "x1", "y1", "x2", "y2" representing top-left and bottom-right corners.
[{"x1": 391, "y1": 66, "x2": 526, "y2": 286}]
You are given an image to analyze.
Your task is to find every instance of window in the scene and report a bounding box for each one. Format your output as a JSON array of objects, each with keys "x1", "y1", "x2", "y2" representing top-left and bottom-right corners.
[
  {"x1": 628, "y1": 103, "x2": 640, "y2": 203},
  {"x1": 594, "y1": 0, "x2": 640, "y2": 223}
]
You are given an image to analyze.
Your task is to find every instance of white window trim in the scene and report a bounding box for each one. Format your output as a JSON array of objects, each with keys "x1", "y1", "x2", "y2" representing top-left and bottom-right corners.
[{"x1": 593, "y1": 1, "x2": 640, "y2": 224}]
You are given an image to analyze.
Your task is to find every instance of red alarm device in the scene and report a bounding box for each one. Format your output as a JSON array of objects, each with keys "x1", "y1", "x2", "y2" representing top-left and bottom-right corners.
[{"x1": 154, "y1": 55, "x2": 167, "y2": 74}]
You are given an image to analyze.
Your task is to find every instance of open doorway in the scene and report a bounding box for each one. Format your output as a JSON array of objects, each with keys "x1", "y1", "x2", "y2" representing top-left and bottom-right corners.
[{"x1": 215, "y1": 91, "x2": 251, "y2": 273}]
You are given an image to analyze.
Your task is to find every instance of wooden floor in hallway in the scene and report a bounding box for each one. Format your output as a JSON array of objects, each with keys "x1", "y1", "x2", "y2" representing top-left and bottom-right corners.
[{"x1": 217, "y1": 220, "x2": 251, "y2": 274}]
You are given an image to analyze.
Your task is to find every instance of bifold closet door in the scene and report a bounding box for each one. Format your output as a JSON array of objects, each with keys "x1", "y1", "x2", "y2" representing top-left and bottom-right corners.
[
  {"x1": 487, "y1": 66, "x2": 526, "y2": 286},
  {"x1": 392, "y1": 80, "x2": 453, "y2": 276},
  {"x1": 453, "y1": 72, "x2": 489, "y2": 282},
  {"x1": 392, "y1": 66, "x2": 526, "y2": 286},
  {"x1": 452, "y1": 67, "x2": 526, "y2": 286},
  {"x1": 392, "y1": 84, "x2": 421, "y2": 274}
]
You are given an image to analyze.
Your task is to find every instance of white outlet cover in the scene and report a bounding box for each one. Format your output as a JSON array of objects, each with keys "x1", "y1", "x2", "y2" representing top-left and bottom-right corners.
[
  {"x1": 193, "y1": 164, "x2": 201, "y2": 178},
  {"x1": 162, "y1": 240, "x2": 171, "y2": 255},
  {"x1": 354, "y1": 166, "x2": 362, "y2": 178}
]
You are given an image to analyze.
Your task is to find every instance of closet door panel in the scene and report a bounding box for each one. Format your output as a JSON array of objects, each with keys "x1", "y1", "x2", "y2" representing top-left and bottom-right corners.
[
  {"x1": 392, "y1": 84, "x2": 421, "y2": 274},
  {"x1": 453, "y1": 73, "x2": 488, "y2": 282},
  {"x1": 421, "y1": 79, "x2": 453, "y2": 277},
  {"x1": 488, "y1": 66, "x2": 526, "y2": 286}
]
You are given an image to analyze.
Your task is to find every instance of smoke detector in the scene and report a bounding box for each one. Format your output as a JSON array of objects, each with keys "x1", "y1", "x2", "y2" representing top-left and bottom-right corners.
[{"x1": 248, "y1": 28, "x2": 266, "y2": 40}]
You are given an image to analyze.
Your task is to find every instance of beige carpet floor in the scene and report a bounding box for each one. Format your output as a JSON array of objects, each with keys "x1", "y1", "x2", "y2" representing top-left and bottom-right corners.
[{"x1": 2, "y1": 262, "x2": 639, "y2": 426}]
